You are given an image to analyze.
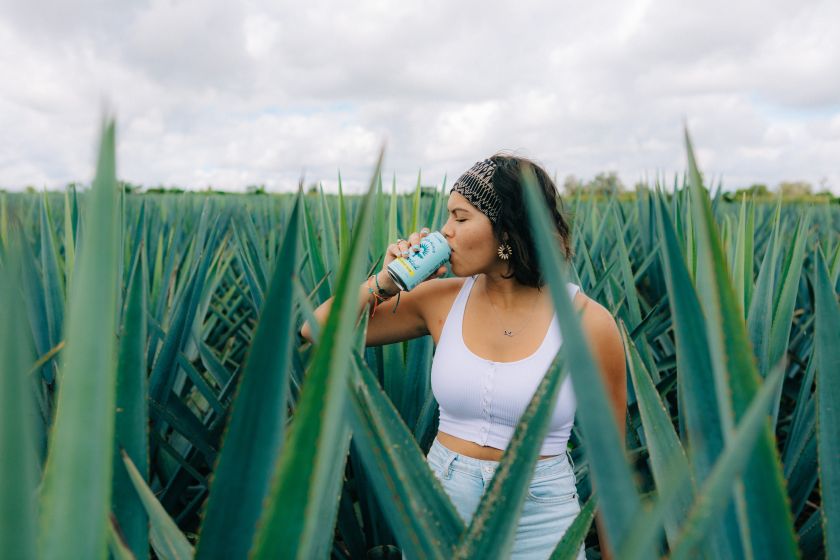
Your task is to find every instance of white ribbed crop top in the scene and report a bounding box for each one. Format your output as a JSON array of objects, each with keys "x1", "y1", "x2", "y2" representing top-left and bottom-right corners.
[{"x1": 430, "y1": 275, "x2": 580, "y2": 456}]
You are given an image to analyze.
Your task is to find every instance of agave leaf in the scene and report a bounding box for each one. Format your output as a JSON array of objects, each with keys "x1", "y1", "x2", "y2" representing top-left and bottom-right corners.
[
  {"x1": 39, "y1": 191, "x2": 66, "y2": 371},
  {"x1": 388, "y1": 173, "x2": 399, "y2": 245},
  {"x1": 120, "y1": 449, "x2": 194, "y2": 559},
  {"x1": 813, "y1": 247, "x2": 840, "y2": 558},
  {"x1": 197, "y1": 340, "x2": 232, "y2": 388},
  {"x1": 0, "y1": 191, "x2": 7, "y2": 247},
  {"x1": 232, "y1": 223, "x2": 264, "y2": 311},
  {"x1": 651, "y1": 189, "x2": 744, "y2": 554},
  {"x1": 427, "y1": 174, "x2": 447, "y2": 233},
  {"x1": 669, "y1": 362, "x2": 786, "y2": 559},
  {"x1": 0, "y1": 240, "x2": 38, "y2": 559},
  {"x1": 575, "y1": 237, "x2": 597, "y2": 292},
  {"x1": 250, "y1": 150, "x2": 383, "y2": 559},
  {"x1": 587, "y1": 196, "x2": 617, "y2": 266},
  {"x1": 684, "y1": 128, "x2": 798, "y2": 559},
  {"x1": 614, "y1": 455, "x2": 693, "y2": 560},
  {"x1": 828, "y1": 241, "x2": 840, "y2": 287},
  {"x1": 732, "y1": 194, "x2": 748, "y2": 316},
  {"x1": 112, "y1": 239, "x2": 150, "y2": 560},
  {"x1": 302, "y1": 194, "x2": 330, "y2": 303},
  {"x1": 317, "y1": 181, "x2": 338, "y2": 290},
  {"x1": 147, "y1": 398, "x2": 217, "y2": 463},
  {"x1": 373, "y1": 172, "x2": 388, "y2": 262},
  {"x1": 175, "y1": 353, "x2": 224, "y2": 414},
  {"x1": 195, "y1": 194, "x2": 302, "y2": 560},
  {"x1": 20, "y1": 222, "x2": 56, "y2": 386},
  {"x1": 767, "y1": 212, "x2": 810, "y2": 427},
  {"x1": 401, "y1": 337, "x2": 433, "y2": 428},
  {"x1": 383, "y1": 339, "x2": 404, "y2": 405},
  {"x1": 37, "y1": 121, "x2": 121, "y2": 560},
  {"x1": 107, "y1": 514, "x2": 138, "y2": 560},
  {"x1": 337, "y1": 171, "x2": 350, "y2": 264},
  {"x1": 548, "y1": 494, "x2": 597, "y2": 560},
  {"x1": 63, "y1": 185, "x2": 77, "y2": 297},
  {"x1": 148, "y1": 217, "x2": 220, "y2": 415},
  {"x1": 621, "y1": 321, "x2": 694, "y2": 548},
  {"x1": 612, "y1": 206, "x2": 641, "y2": 327},
  {"x1": 519, "y1": 164, "x2": 643, "y2": 554},
  {"x1": 783, "y1": 342, "x2": 816, "y2": 458},
  {"x1": 747, "y1": 198, "x2": 782, "y2": 374},
  {"x1": 410, "y1": 170, "x2": 422, "y2": 234},
  {"x1": 346, "y1": 353, "x2": 465, "y2": 558},
  {"x1": 798, "y1": 507, "x2": 824, "y2": 559},
  {"x1": 150, "y1": 229, "x2": 165, "y2": 308},
  {"x1": 786, "y1": 426, "x2": 818, "y2": 520}
]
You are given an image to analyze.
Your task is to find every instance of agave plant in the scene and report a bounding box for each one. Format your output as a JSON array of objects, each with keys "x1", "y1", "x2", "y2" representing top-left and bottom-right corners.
[{"x1": 1, "y1": 120, "x2": 838, "y2": 560}]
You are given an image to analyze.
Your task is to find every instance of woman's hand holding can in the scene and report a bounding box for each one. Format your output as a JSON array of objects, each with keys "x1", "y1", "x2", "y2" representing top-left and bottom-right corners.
[{"x1": 378, "y1": 227, "x2": 446, "y2": 294}]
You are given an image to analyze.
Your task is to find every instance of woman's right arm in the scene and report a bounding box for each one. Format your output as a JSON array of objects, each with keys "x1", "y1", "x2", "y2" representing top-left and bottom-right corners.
[{"x1": 299, "y1": 230, "x2": 446, "y2": 347}]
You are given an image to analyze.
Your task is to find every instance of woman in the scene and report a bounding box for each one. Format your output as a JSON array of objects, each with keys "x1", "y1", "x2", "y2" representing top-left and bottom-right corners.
[{"x1": 300, "y1": 155, "x2": 626, "y2": 560}]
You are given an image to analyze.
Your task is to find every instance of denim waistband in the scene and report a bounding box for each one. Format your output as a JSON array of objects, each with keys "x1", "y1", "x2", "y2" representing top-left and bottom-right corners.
[{"x1": 429, "y1": 437, "x2": 576, "y2": 479}]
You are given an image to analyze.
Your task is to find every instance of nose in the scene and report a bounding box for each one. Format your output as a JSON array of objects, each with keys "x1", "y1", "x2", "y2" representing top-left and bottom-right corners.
[{"x1": 441, "y1": 221, "x2": 453, "y2": 241}]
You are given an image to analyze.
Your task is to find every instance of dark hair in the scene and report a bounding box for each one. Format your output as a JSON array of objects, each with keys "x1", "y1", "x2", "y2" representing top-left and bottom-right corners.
[{"x1": 488, "y1": 153, "x2": 574, "y2": 288}]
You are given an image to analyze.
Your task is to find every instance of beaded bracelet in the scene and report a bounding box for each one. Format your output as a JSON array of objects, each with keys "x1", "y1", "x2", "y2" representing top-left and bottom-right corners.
[{"x1": 367, "y1": 274, "x2": 401, "y2": 317}]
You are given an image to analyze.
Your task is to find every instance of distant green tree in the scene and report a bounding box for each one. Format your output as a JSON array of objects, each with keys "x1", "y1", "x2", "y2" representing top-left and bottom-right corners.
[
  {"x1": 778, "y1": 181, "x2": 812, "y2": 197},
  {"x1": 246, "y1": 184, "x2": 267, "y2": 195},
  {"x1": 562, "y1": 175, "x2": 583, "y2": 195},
  {"x1": 733, "y1": 183, "x2": 770, "y2": 198},
  {"x1": 585, "y1": 172, "x2": 624, "y2": 195}
]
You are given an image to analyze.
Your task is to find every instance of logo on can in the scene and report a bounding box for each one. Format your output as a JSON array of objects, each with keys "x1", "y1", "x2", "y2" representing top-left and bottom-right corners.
[{"x1": 386, "y1": 231, "x2": 451, "y2": 292}]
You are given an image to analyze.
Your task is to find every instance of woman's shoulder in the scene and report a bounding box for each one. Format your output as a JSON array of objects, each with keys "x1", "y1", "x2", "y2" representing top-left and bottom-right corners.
[
  {"x1": 575, "y1": 292, "x2": 615, "y2": 330},
  {"x1": 576, "y1": 293, "x2": 623, "y2": 363},
  {"x1": 412, "y1": 275, "x2": 469, "y2": 302},
  {"x1": 408, "y1": 275, "x2": 469, "y2": 322}
]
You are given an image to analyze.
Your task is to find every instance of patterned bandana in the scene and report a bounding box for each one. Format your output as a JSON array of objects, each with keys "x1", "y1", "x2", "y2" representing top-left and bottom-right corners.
[{"x1": 449, "y1": 159, "x2": 501, "y2": 224}]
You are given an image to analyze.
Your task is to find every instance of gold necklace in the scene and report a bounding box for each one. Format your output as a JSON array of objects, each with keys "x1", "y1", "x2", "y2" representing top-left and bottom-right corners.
[{"x1": 484, "y1": 283, "x2": 542, "y2": 337}]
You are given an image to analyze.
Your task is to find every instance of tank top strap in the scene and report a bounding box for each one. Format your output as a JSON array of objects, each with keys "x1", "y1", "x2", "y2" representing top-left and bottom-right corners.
[
  {"x1": 453, "y1": 274, "x2": 478, "y2": 321},
  {"x1": 440, "y1": 275, "x2": 478, "y2": 342},
  {"x1": 566, "y1": 282, "x2": 581, "y2": 300}
]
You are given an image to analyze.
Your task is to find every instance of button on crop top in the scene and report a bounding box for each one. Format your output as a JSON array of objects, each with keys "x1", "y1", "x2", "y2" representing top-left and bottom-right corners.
[{"x1": 430, "y1": 275, "x2": 580, "y2": 456}]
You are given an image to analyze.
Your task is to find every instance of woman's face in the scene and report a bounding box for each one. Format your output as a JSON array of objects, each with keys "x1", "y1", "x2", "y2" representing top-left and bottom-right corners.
[{"x1": 440, "y1": 192, "x2": 502, "y2": 277}]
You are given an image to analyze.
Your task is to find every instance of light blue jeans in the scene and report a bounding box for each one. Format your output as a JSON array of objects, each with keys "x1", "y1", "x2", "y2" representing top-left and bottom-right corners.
[{"x1": 426, "y1": 437, "x2": 586, "y2": 559}]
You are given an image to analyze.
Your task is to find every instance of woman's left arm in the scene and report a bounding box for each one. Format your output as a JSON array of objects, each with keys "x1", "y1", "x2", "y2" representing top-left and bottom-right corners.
[
  {"x1": 580, "y1": 296, "x2": 627, "y2": 440},
  {"x1": 576, "y1": 294, "x2": 628, "y2": 560}
]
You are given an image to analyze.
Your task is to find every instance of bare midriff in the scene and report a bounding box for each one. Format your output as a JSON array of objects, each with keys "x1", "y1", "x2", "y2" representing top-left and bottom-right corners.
[{"x1": 436, "y1": 431, "x2": 559, "y2": 461}]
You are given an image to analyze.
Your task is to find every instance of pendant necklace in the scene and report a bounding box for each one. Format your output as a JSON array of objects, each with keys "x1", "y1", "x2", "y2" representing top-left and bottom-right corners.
[{"x1": 484, "y1": 283, "x2": 542, "y2": 337}]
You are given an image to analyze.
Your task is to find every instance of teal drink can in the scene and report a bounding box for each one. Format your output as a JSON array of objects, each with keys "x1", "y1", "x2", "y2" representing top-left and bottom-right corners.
[{"x1": 386, "y1": 232, "x2": 451, "y2": 291}]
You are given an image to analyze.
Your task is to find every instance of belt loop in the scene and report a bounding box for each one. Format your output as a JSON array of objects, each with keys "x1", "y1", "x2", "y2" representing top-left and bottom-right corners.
[
  {"x1": 566, "y1": 448, "x2": 576, "y2": 475},
  {"x1": 440, "y1": 453, "x2": 457, "y2": 480}
]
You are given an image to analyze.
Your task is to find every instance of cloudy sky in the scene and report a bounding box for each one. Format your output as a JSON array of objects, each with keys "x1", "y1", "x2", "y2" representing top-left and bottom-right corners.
[{"x1": 2, "y1": 0, "x2": 839, "y2": 194}]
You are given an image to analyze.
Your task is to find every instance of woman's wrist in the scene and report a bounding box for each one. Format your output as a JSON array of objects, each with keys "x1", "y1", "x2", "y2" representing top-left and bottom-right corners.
[{"x1": 375, "y1": 270, "x2": 400, "y2": 297}]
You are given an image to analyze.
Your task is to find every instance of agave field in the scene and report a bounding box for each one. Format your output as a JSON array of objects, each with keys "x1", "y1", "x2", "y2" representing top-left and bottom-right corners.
[{"x1": 1, "y1": 121, "x2": 839, "y2": 560}]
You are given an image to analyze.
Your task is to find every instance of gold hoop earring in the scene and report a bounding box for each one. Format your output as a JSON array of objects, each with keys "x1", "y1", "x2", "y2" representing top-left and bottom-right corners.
[{"x1": 497, "y1": 243, "x2": 512, "y2": 260}]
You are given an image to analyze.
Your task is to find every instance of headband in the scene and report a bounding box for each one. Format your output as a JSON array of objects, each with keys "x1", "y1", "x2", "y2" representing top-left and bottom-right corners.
[{"x1": 449, "y1": 158, "x2": 501, "y2": 224}]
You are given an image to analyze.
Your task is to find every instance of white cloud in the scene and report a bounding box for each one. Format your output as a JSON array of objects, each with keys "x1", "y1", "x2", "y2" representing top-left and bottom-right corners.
[{"x1": 1, "y1": 0, "x2": 839, "y2": 194}]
